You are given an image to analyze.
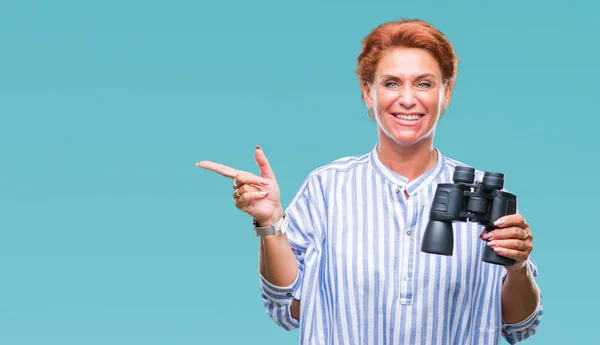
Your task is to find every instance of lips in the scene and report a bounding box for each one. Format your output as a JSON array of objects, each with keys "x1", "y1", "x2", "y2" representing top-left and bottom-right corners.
[
  {"x1": 390, "y1": 112, "x2": 424, "y2": 126},
  {"x1": 393, "y1": 113, "x2": 424, "y2": 121}
]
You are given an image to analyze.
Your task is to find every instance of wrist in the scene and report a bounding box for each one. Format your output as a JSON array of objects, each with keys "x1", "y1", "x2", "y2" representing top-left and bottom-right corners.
[
  {"x1": 257, "y1": 207, "x2": 284, "y2": 227},
  {"x1": 505, "y1": 262, "x2": 531, "y2": 279},
  {"x1": 254, "y1": 208, "x2": 287, "y2": 238}
]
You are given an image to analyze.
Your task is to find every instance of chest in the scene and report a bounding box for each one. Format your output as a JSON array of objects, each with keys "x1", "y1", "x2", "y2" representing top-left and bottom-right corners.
[{"x1": 320, "y1": 187, "x2": 490, "y2": 303}]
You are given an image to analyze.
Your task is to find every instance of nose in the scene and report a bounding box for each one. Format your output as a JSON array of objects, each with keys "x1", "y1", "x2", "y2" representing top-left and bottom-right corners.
[{"x1": 398, "y1": 86, "x2": 417, "y2": 108}]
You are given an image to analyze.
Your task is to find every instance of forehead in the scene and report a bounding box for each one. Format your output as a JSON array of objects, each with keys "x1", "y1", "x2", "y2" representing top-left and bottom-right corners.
[{"x1": 375, "y1": 47, "x2": 443, "y2": 79}]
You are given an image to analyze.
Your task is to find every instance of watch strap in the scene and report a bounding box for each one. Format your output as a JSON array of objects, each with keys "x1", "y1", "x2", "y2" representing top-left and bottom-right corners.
[{"x1": 253, "y1": 214, "x2": 287, "y2": 237}]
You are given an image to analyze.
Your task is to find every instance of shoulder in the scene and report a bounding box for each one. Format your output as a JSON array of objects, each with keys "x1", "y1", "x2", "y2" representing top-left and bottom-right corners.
[
  {"x1": 304, "y1": 151, "x2": 371, "y2": 180},
  {"x1": 290, "y1": 151, "x2": 371, "y2": 197}
]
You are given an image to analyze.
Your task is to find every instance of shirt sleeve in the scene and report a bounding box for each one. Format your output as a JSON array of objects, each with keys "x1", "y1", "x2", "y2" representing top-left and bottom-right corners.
[
  {"x1": 501, "y1": 257, "x2": 544, "y2": 345},
  {"x1": 259, "y1": 173, "x2": 326, "y2": 330}
]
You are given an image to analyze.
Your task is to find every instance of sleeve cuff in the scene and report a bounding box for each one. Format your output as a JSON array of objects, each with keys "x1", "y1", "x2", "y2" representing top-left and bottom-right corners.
[
  {"x1": 501, "y1": 296, "x2": 542, "y2": 331},
  {"x1": 259, "y1": 269, "x2": 303, "y2": 305}
]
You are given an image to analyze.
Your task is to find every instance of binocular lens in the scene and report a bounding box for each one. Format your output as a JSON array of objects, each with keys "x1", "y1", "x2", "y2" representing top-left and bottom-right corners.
[
  {"x1": 453, "y1": 166, "x2": 475, "y2": 184},
  {"x1": 482, "y1": 172, "x2": 504, "y2": 190}
]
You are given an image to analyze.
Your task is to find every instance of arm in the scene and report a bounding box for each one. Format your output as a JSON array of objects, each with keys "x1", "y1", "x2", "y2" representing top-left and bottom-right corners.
[
  {"x1": 196, "y1": 147, "x2": 311, "y2": 327},
  {"x1": 482, "y1": 213, "x2": 543, "y2": 344},
  {"x1": 258, "y1": 174, "x2": 325, "y2": 329},
  {"x1": 258, "y1": 208, "x2": 299, "y2": 291},
  {"x1": 500, "y1": 258, "x2": 544, "y2": 344},
  {"x1": 501, "y1": 262, "x2": 540, "y2": 323},
  {"x1": 258, "y1": 211, "x2": 302, "y2": 324}
]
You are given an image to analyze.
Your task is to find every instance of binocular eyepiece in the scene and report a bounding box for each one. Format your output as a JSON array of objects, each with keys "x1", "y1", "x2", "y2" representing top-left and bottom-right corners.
[{"x1": 420, "y1": 166, "x2": 517, "y2": 266}]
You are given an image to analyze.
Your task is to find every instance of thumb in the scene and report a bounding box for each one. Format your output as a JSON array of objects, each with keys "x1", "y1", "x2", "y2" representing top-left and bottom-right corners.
[{"x1": 254, "y1": 145, "x2": 275, "y2": 179}]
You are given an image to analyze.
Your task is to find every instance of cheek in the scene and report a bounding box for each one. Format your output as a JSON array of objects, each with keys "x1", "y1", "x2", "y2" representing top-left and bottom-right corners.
[
  {"x1": 417, "y1": 93, "x2": 442, "y2": 109},
  {"x1": 375, "y1": 91, "x2": 398, "y2": 108}
]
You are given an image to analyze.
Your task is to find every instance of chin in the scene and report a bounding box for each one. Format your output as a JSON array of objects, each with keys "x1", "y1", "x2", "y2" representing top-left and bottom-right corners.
[
  {"x1": 384, "y1": 128, "x2": 433, "y2": 148},
  {"x1": 392, "y1": 136, "x2": 425, "y2": 147}
]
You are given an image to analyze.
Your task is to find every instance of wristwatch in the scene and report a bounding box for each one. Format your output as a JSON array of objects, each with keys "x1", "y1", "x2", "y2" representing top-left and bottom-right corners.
[{"x1": 253, "y1": 214, "x2": 287, "y2": 237}]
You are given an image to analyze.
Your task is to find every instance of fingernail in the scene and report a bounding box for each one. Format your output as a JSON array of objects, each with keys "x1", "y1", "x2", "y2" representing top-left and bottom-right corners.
[
  {"x1": 260, "y1": 191, "x2": 268, "y2": 197},
  {"x1": 256, "y1": 145, "x2": 262, "y2": 151},
  {"x1": 487, "y1": 241, "x2": 496, "y2": 247},
  {"x1": 494, "y1": 219, "x2": 504, "y2": 226},
  {"x1": 482, "y1": 232, "x2": 493, "y2": 240},
  {"x1": 259, "y1": 179, "x2": 270, "y2": 185}
]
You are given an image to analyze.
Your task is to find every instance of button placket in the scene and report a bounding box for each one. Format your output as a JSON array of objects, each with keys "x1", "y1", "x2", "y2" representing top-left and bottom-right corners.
[{"x1": 400, "y1": 188, "x2": 417, "y2": 305}]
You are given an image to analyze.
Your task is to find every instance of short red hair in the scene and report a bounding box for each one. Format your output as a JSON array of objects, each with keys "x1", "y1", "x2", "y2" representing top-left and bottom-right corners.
[{"x1": 357, "y1": 18, "x2": 459, "y2": 95}]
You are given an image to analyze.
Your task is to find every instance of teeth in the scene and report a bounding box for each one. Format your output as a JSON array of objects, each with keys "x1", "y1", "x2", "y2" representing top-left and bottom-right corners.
[{"x1": 395, "y1": 114, "x2": 421, "y2": 120}]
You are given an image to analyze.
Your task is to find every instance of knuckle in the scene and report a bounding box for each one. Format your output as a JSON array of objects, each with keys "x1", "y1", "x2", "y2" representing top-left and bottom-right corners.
[
  {"x1": 241, "y1": 185, "x2": 255, "y2": 193},
  {"x1": 513, "y1": 227, "x2": 521, "y2": 237}
]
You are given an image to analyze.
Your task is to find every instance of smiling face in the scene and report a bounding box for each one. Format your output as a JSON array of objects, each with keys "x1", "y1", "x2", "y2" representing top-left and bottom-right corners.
[{"x1": 361, "y1": 46, "x2": 451, "y2": 149}]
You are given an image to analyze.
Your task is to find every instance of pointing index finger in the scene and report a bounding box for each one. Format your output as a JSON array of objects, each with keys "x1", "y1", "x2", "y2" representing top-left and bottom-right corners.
[{"x1": 196, "y1": 160, "x2": 239, "y2": 179}]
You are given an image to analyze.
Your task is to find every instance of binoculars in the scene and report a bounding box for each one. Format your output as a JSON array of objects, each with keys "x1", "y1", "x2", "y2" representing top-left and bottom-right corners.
[{"x1": 420, "y1": 166, "x2": 517, "y2": 266}]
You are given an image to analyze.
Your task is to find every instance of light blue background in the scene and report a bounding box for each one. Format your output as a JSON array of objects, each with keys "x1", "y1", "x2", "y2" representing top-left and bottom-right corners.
[{"x1": 1, "y1": 0, "x2": 597, "y2": 344}]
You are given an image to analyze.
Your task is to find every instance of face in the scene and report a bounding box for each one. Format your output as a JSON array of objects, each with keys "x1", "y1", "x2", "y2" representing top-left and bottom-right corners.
[{"x1": 361, "y1": 47, "x2": 450, "y2": 148}]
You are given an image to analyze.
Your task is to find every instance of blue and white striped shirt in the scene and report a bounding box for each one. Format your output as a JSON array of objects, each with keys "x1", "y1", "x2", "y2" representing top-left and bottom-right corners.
[{"x1": 259, "y1": 145, "x2": 543, "y2": 345}]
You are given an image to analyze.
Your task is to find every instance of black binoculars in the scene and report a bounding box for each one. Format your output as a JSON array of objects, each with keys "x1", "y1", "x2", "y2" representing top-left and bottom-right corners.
[{"x1": 420, "y1": 166, "x2": 517, "y2": 266}]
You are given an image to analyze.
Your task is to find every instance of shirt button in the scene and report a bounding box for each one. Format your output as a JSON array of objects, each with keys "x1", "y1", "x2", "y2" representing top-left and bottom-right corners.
[
  {"x1": 286, "y1": 292, "x2": 293, "y2": 297},
  {"x1": 395, "y1": 188, "x2": 400, "y2": 194},
  {"x1": 406, "y1": 230, "x2": 412, "y2": 236}
]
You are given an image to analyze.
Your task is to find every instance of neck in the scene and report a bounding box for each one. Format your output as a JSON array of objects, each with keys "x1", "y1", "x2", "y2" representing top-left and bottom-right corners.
[{"x1": 376, "y1": 135, "x2": 438, "y2": 182}]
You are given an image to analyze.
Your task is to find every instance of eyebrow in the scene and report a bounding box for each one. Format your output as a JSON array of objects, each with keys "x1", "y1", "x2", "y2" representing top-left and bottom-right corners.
[{"x1": 381, "y1": 73, "x2": 437, "y2": 80}]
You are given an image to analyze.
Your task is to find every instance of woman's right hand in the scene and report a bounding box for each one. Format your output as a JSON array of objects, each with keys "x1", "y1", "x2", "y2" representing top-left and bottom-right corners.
[{"x1": 196, "y1": 146, "x2": 284, "y2": 226}]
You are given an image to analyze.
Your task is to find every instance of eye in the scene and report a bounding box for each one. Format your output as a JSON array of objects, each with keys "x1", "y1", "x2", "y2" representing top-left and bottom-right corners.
[
  {"x1": 417, "y1": 81, "x2": 433, "y2": 89},
  {"x1": 384, "y1": 80, "x2": 399, "y2": 89}
]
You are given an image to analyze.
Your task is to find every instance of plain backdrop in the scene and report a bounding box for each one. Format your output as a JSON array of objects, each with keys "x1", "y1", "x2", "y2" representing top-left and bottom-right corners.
[{"x1": 1, "y1": 0, "x2": 597, "y2": 344}]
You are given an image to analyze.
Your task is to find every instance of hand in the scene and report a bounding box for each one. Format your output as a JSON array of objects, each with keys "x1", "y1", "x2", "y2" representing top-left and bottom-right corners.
[
  {"x1": 479, "y1": 214, "x2": 533, "y2": 271},
  {"x1": 196, "y1": 146, "x2": 284, "y2": 226}
]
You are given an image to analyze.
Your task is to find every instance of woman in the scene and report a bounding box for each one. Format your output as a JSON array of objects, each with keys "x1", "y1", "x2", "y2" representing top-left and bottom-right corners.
[{"x1": 197, "y1": 18, "x2": 543, "y2": 345}]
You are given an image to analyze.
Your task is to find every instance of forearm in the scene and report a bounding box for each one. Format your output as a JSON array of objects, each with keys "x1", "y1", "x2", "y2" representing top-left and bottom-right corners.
[
  {"x1": 259, "y1": 232, "x2": 301, "y2": 320},
  {"x1": 501, "y1": 264, "x2": 540, "y2": 323},
  {"x1": 258, "y1": 209, "x2": 299, "y2": 287},
  {"x1": 259, "y1": 231, "x2": 299, "y2": 286}
]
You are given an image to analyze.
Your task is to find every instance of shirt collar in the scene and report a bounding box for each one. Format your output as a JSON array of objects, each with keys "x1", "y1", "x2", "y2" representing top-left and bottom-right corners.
[{"x1": 368, "y1": 143, "x2": 445, "y2": 196}]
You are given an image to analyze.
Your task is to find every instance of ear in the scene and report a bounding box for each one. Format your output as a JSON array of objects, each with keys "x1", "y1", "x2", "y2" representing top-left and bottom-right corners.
[
  {"x1": 442, "y1": 82, "x2": 453, "y2": 109},
  {"x1": 360, "y1": 80, "x2": 374, "y2": 109}
]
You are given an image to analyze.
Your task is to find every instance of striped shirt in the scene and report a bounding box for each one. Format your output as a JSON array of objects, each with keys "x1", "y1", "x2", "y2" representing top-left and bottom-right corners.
[{"x1": 259, "y1": 145, "x2": 543, "y2": 345}]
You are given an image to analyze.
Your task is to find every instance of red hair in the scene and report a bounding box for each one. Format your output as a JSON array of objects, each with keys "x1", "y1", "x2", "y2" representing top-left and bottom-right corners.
[{"x1": 357, "y1": 18, "x2": 459, "y2": 95}]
